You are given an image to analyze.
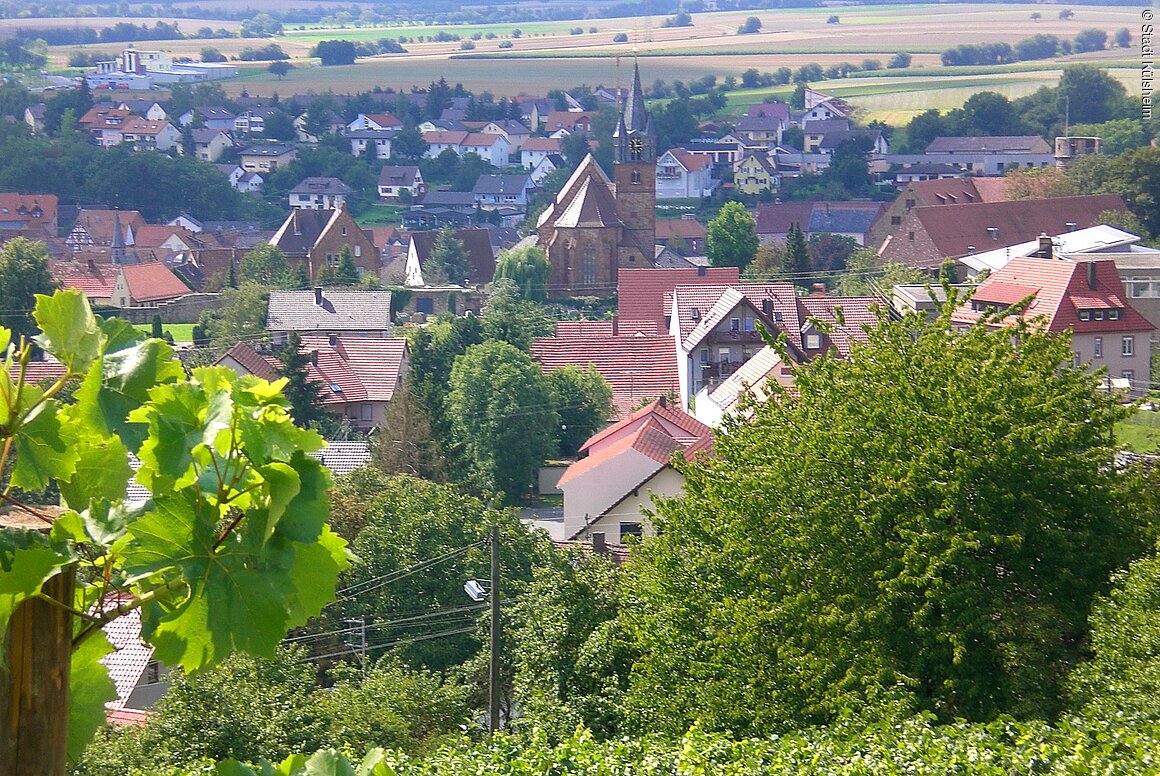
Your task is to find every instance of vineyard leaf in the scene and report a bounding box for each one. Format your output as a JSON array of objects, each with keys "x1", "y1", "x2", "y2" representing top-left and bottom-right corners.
[
  {"x1": 257, "y1": 462, "x2": 300, "y2": 542},
  {"x1": 74, "y1": 337, "x2": 183, "y2": 449},
  {"x1": 67, "y1": 631, "x2": 116, "y2": 761},
  {"x1": 11, "y1": 399, "x2": 79, "y2": 491},
  {"x1": 287, "y1": 527, "x2": 350, "y2": 624},
  {"x1": 57, "y1": 434, "x2": 132, "y2": 511},
  {"x1": 32, "y1": 290, "x2": 101, "y2": 374},
  {"x1": 303, "y1": 750, "x2": 357, "y2": 776},
  {"x1": 130, "y1": 382, "x2": 206, "y2": 493},
  {"x1": 274, "y1": 453, "x2": 331, "y2": 544},
  {"x1": 212, "y1": 761, "x2": 261, "y2": 776},
  {"x1": 0, "y1": 529, "x2": 69, "y2": 652}
]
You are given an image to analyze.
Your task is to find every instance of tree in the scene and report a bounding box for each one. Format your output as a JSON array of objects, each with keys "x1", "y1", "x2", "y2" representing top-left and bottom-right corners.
[
  {"x1": 623, "y1": 299, "x2": 1151, "y2": 736},
  {"x1": 448, "y1": 341, "x2": 558, "y2": 502},
  {"x1": 494, "y1": 245, "x2": 550, "y2": 302},
  {"x1": 888, "y1": 52, "x2": 912, "y2": 68},
  {"x1": 1074, "y1": 28, "x2": 1107, "y2": 53},
  {"x1": 807, "y1": 233, "x2": 858, "y2": 278},
  {"x1": 0, "y1": 237, "x2": 58, "y2": 347},
  {"x1": 201, "y1": 281, "x2": 270, "y2": 349},
  {"x1": 706, "y1": 201, "x2": 758, "y2": 270},
  {"x1": 548, "y1": 365, "x2": 614, "y2": 457},
  {"x1": 737, "y1": 16, "x2": 762, "y2": 34},
  {"x1": 266, "y1": 60, "x2": 291, "y2": 79},
  {"x1": 261, "y1": 110, "x2": 296, "y2": 141},
  {"x1": 1114, "y1": 27, "x2": 1131, "y2": 48},
  {"x1": 392, "y1": 126, "x2": 428, "y2": 161},
  {"x1": 373, "y1": 384, "x2": 446, "y2": 483},
  {"x1": 481, "y1": 278, "x2": 554, "y2": 351},
  {"x1": 314, "y1": 39, "x2": 357, "y2": 66},
  {"x1": 424, "y1": 227, "x2": 469, "y2": 286},
  {"x1": 331, "y1": 246, "x2": 361, "y2": 286},
  {"x1": 1059, "y1": 8, "x2": 1075, "y2": 19},
  {"x1": 200, "y1": 46, "x2": 226, "y2": 62},
  {"x1": 959, "y1": 91, "x2": 1026, "y2": 136},
  {"x1": 779, "y1": 222, "x2": 810, "y2": 281},
  {"x1": 0, "y1": 291, "x2": 349, "y2": 772},
  {"x1": 275, "y1": 331, "x2": 335, "y2": 432},
  {"x1": 1057, "y1": 64, "x2": 1133, "y2": 126},
  {"x1": 837, "y1": 249, "x2": 925, "y2": 295},
  {"x1": 239, "y1": 243, "x2": 298, "y2": 288},
  {"x1": 1003, "y1": 166, "x2": 1079, "y2": 200}
]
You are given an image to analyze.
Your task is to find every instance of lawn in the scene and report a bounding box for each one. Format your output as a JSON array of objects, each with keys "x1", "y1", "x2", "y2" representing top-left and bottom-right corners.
[
  {"x1": 357, "y1": 204, "x2": 405, "y2": 227},
  {"x1": 133, "y1": 323, "x2": 196, "y2": 343},
  {"x1": 1116, "y1": 410, "x2": 1160, "y2": 454}
]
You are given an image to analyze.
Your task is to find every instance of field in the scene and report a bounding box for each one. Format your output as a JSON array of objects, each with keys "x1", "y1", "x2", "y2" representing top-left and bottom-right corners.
[
  {"x1": 1117, "y1": 409, "x2": 1160, "y2": 453},
  {"x1": 133, "y1": 322, "x2": 196, "y2": 343},
  {"x1": 44, "y1": 3, "x2": 1146, "y2": 124}
]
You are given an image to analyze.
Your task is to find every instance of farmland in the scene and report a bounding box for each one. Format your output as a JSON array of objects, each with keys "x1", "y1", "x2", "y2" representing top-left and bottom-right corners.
[{"x1": 43, "y1": 3, "x2": 1145, "y2": 123}]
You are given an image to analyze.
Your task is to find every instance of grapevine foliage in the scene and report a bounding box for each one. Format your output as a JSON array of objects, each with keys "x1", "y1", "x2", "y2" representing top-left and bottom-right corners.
[{"x1": 0, "y1": 290, "x2": 351, "y2": 759}]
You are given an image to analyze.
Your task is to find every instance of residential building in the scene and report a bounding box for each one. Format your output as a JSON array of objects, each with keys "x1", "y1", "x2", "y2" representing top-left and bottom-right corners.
[
  {"x1": 50, "y1": 260, "x2": 118, "y2": 305},
  {"x1": 78, "y1": 106, "x2": 134, "y2": 147},
  {"x1": 472, "y1": 174, "x2": 536, "y2": 209},
  {"x1": 178, "y1": 106, "x2": 236, "y2": 131},
  {"x1": 878, "y1": 193, "x2": 1129, "y2": 270},
  {"x1": 118, "y1": 100, "x2": 167, "y2": 121},
  {"x1": 23, "y1": 103, "x2": 45, "y2": 133},
  {"x1": 294, "y1": 110, "x2": 345, "y2": 143},
  {"x1": 951, "y1": 256, "x2": 1155, "y2": 395},
  {"x1": 734, "y1": 113, "x2": 784, "y2": 146},
  {"x1": 111, "y1": 262, "x2": 191, "y2": 307},
  {"x1": 266, "y1": 287, "x2": 394, "y2": 344},
  {"x1": 543, "y1": 111, "x2": 597, "y2": 135},
  {"x1": 346, "y1": 128, "x2": 401, "y2": 160},
  {"x1": 692, "y1": 345, "x2": 793, "y2": 428},
  {"x1": 404, "y1": 228, "x2": 496, "y2": 288},
  {"x1": 480, "y1": 119, "x2": 532, "y2": 151},
  {"x1": 557, "y1": 398, "x2": 710, "y2": 544},
  {"x1": 802, "y1": 119, "x2": 850, "y2": 153},
  {"x1": 817, "y1": 128, "x2": 888, "y2": 156},
  {"x1": 616, "y1": 266, "x2": 741, "y2": 333},
  {"x1": 799, "y1": 88, "x2": 853, "y2": 123},
  {"x1": 189, "y1": 127, "x2": 233, "y2": 162},
  {"x1": 289, "y1": 177, "x2": 353, "y2": 210},
  {"x1": 269, "y1": 204, "x2": 379, "y2": 281},
  {"x1": 118, "y1": 118, "x2": 181, "y2": 152},
  {"x1": 807, "y1": 201, "x2": 887, "y2": 245},
  {"x1": 216, "y1": 164, "x2": 264, "y2": 193},
  {"x1": 520, "y1": 136, "x2": 563, "y2": 169},
  {"x1": 0, "y1": 193, "x2": 58, "y2": 237},
  {"x1": 921, "y1": 135, "x2": 1054, "y2": 174},
  {"x1": 733, "y1": 150, "x2": 780, "y2": 195},
  {"x1": 377, "y1": 166, "x2": 425, "y2": 200},
  {"x1": 868, "y1": 177, "x2": 1012, "y2": 249},
  {"x1": 528, "y1": 153, "x2": 565, "y2": 186},
  {"x1": 346, "y1": 112, "x2": 402, "y2": 132},
  {"x1": 239, "y1": 144, "x2": 297, "y2": 173},
  {"x1": 66, "y1": 209, "x2": 146, "y2": 252},
  {"x1": 234, "y1": 108, "x2": 280, "y2": 136},
  {"x1": 656, "y1": 148, "x2": 715, "y2": 199},
  {"x1": 655, "y1": 217, "x2": 707, "y2": 254}
]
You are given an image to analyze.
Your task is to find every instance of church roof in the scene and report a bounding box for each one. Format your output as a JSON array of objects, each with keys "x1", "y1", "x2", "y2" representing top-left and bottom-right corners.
[
  {"x1": 616, "y1": 61, "x2": 652, "y2": 137},
  {"x1": 553, "y1": 176, "x2": 620, "y2": 228},
  {"x1": 537, "y1": 154, "x2": 617, "y2": 230}
]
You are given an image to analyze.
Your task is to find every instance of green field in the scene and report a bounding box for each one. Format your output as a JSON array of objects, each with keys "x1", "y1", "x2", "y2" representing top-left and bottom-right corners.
[
  {"x1": 1116, "y1": 410, "x2": 1160, "y2": 453},
  {"x1": 357, "y1": 204, "x2": 405, "y2": 227},
  {"x1": 133, "y1": 323, "x2": 196, "y2": 343}
]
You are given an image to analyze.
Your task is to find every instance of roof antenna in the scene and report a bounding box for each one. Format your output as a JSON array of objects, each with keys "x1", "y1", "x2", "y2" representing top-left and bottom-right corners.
[{"x1": 1064, "y1": 95, "x2": 1070, "y2": 136}]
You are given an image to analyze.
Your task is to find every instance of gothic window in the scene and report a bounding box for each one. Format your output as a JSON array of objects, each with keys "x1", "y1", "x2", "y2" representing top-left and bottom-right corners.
[
  {"x1": 631, "y1": 169, "x2": 641, "y2": 184},
  {"x1": 582, "y1": 246, "x2": 597, "y2": 287}
]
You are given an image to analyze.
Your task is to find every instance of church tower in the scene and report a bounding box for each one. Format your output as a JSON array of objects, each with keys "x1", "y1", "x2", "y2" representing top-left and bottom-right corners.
[{"x1": 613, "y1": 61, "x2": 656, "y2": 265}]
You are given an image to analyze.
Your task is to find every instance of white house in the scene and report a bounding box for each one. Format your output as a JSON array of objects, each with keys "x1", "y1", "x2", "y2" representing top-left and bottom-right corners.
[
  {"x1": 656, "y1": 148, "x2": 716, "y2": 199},
  {"x1": 520, "y1": 137, "x2": 563, "y2": 169}
]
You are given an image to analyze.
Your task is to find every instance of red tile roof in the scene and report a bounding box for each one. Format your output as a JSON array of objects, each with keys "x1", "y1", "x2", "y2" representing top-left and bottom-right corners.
[
  {"x1": 655, "y1": 218, "x2": 707, "y2": 241},
  {"x1": 617, "y1": 267, "x2": 740, "y2": 332},
  {"x1": 554, "y1": 320, "x2": 615, "y2": 336},
  {"x1": 666, "y1": 147, "x2": 711, "y2": 171},
  {"x1": 531, "y1": 335, "x2": 680, "y2": 418},
  {"x1": 557, "y1": 416, "x2": 679, "y2": 487},
  {"x1": 366, "y1": 112, "x2": 401, "y2": 128},
  {"x1": 219, "y1": 342, "x2": 280, "y2": 382},
  {"x1": 8, "y1": 359, "x2": 68, "y2": 385},
  {"x1": 49, "y1": 260, "x2": 117, "y2": 299},
  {"x1": 799, "y1": 295, "x2": 882, "y2": 357},
  {"x1": 952, "y1": 256, "x2": 1155, "y2": 334},
  {"x1": 576, "y1": 396, "x2": 709, "y2": 455},
  {"x1": 906, "y1": 177, "x2": 1010, "y2": 206},
  {"x1": 119, "y1": 117, "x2": 173, "y2": 136},
  {"x1": 0, "y1": 192, "x2": 57, "y2": 233},
  {"x1": 422, "y1": 130, "x2": 469, "y2": 145},
  {"x1": 299, "y1": 335, "x2": 408, "y2": 403},
  {"x1": 521, "y1": 137, "x2": 563, "y2": 152},
  {"x1": 120, "y1": 262, "x2": 190, "y2": 303}
]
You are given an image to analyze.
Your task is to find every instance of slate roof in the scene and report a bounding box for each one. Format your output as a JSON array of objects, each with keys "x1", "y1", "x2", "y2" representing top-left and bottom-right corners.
[
  {"x1": 951, "y1": 256, "x2": 1155, "y2": 335},
  {"x1": 408, "y1": 228, "x2": 496, "y2": 286},
  {"x1": 531, "y1": 334, "x2": 680, "y2": 418},
  {"x1": 120, "y1": 262, "x2": 190, "y2": 303},
  {"x1": 196, "y1": 106, "x2": 236, "y2": 121},
  {"x1": 735, "y1": 114, "x2": 783, "y2": 133},
  {"x1": 346, "y1": 127, "x2": 402, "y2": 140},
  {"x1": 808, "y1": 202, "x2": 886, "y2": 236},
  {"x1": 269, "y1": 209, "x2": 334, "y2": 256},
  {"x1": 818, "y1": 129, "x2": 882, "y2": 151},
  {"x1": 266, "y1": 289, "x2": 393, "y2": 332},
  {"x1": 802, "y1": 118, "x2": 850, "y2": 134},
  {"x1": 311, "y1": 440, "x2": 372, "y2": 477},
  {"x1": 290, "y1": 176, "x2": 353, "y2": 196},
  {"x1": 747, "y1": 101, "x2": 791, "y2": 121},
  {"x1": 616, "y1": 267, "x2": 740, "y2": 332},
  {"x1": 926, "y1": 135, "x2": 1052, "y2": 154},
  {"x1": 472, "y1": 174, "x2": 533, "y2": 195},
  {"x1": 239, "y1": 144, "x2": 296, "y2": 157},
  {"x1": 378, "y1": 166, "x2": 421, "y2": 187},
  {"x1": 190, "y1": 127, "x2": 230, "y2": 144},
  {"x1": 420, "y1": 191, "x2": 476, "y2": 208}
]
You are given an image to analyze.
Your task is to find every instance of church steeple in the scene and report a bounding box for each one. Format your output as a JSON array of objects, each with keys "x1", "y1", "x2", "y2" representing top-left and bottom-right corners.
[{"x1": 614, "y1": 60, "x2": 655, "y2": 164}]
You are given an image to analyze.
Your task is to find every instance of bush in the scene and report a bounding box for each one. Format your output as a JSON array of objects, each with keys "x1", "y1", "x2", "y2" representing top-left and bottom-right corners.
[
  {"x1": 738, "y1": 16, "x2": 762, "y2": 34},
  {"x1": 663, "y1": 11, "x2": 693, "y2": 27},
  {"x1": 570, "y1": 27, "x2": 583, "y2": 35},
  {"x1": 613, "y1": 32, "x2": 628, "y2": 43},
  {"x1": 200, "y1": 46, "x2": 227, "y2": 63},
  {"x1": 498, "y1": 40, "x2": 513, "y2": 49},
  {"x1": 1074, "y1": 28, "x2": 1108, "y2": 52},
  {"x1": 888, "y1": 52, "x2": 912, "y2": 68},
  {"x1": 459, "y1": 40, "x2": 475, "y2": 50},
  {"x1": 827, "y1": 15, "x2": 840, "y2": 23},
  {"x1": 238, "y1": 43, "x2": 288, "y2": 61}
]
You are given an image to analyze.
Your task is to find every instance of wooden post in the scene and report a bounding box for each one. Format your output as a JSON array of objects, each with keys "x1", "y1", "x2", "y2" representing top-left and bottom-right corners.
[{"x1": 0, "y1": 508, "x2": 73, "y2": 776}]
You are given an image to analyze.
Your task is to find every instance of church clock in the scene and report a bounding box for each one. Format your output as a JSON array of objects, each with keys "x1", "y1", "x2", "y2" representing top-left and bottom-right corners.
[{"x1": 629, "y1": 136, "x2": 643, "y2": 161}]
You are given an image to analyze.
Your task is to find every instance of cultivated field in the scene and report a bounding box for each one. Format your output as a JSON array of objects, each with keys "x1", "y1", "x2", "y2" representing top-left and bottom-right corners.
[{"x1": 45, "y1": 3, "x2": 1146, "y2": 124}]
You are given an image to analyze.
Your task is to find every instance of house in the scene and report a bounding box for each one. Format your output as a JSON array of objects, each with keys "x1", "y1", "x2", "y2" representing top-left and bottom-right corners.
[
  {"x1": 544, "y1": 111, "x2": 597, "y2": 135},
  {"x1": 461, "y1": 133, "x2": 510, "y2": 167},
  {"x1": 891, "y1": 162, "x2": 966, "y2": 185},
  {"x1": 480, "y1": 119, "x2": 532, "y2": 151},
  {"x1": 807, "y1": 201, "x2": 888, "y2": 245},
  {"x1": 818, "y1": 129, "x2": 888, "y2": 156},
  {"x1": 878, "y1": 194, "x2": 1129, "y2": 270},
  {"x1": 951, "y1": 256, "x2": 1155, "y2": 395},
  {"x1": 239, "y1": 144, "x2": 297, "y2": 173},
  {"x1": 802, "y1": 119, "x2": 850, "y2": 153},
  {"x1": 747, "y1": 101, "x2": 791, "y2": 122},
  {"x1": 734, "y1": 114, "x2": 784, "y2": 146},
  {"x1": 517, "y1": 96, "x2": 554, "y2": 130},
  {"x1": 959, "y1": 225, "x2": 1159, "y2": 277},
  {"x1": 346, "y1": 128, "x2": 401, "y2": 160},
  {"x1": 269, "y1": 204, "x2": 380, "y2": 281},
  {"x1": 733, "y1": 150, "x2": 780, "y2": 195},
  {"x1": 289, "y1": 177, "x2": 353, "y2": 210},
  {"x1": 531, "y1": 319, "x2": 681, "y2": 418},
  {"x1": 377, "y1": 166, "x2": 425, "y2": 200},
  {"x1": 616, "y1": 266, "x2": 741, "y2": 334},
  {"x1": 404, "y1": 228, "x2": 496, "y2": 287},
  {"x1": 218, "y1": 337, "x2": 408, "y2": 431},
  {"x1": 101, "y1": 606, "x2": 166, "y2": 725},
  {"x1": 189, "y1": 127, "x2": 233, "y2": 162},
  {"x1": 520, "y1": 136, "x2": 563, "y2": 169},
  {"x1": 118, "y1": 118, "x2": 182, "y2": 152},
  {"x1": 868, "y1": 177, "x2": 1012, "y2": 249},
  {"x1": 0, "y1": 193, "x2": 58, "y2": 237},
  {"x1": 922, "y1": 135, "x2": 1054, "y2": 174},
  {"x1": 50, "y1": 260, "x2": 118, "y2": 305},
  {"x1": 668, "y1": 282, "x2": 881, "y2": 407},
  {"x1": 656, "y1": 148, "x2": 715, "y2": 199},
  {"x1": 557, "y1": 397, "x2": 710, "y2": 544},
  {"x1": 655, "y1": 217, "x2": 708, "y2": 254},
  {"x1": 472, "y1": 174, "x2": 536, "y2": 209},
  {"x1": 78, "y1": 106, "x2": 134, "y2": 147},
  {"x1": 688, "y1": 136, "x2": 746, "y2": 167},
  {"x1": 692, "y1": 345, "x2": 793, "y2": 428},
  {"x1": 178, "y1": 106, "x2": 236, "y2": 130},
  {"x1": 753, "y1": 201, "x2": 815, "y2": 242},
  {"x1": 234, "y1": 108, "x2": 280, "y2": 135},
  {"x1": 799, "y1": 88, "x2": 853, "y2": 123},
  {"x1": 23, "y1": 103, "x2": 45, "y2": 133},
  {"x1": 266, "y1": 287, "x2": 394, "y2": 344},
  {"x1": 294, "y1": 110, "x2": 345, "y2": 143},
  {"x1": 216, "y1": 164, "x2": 264, "y2": 193},
  {"x1": 66, "y1": 209, "x2": 146, "y2": 251},
  {"x1": 111, "y1": 262, "x2": 191, "y2": 307},
  {"x1": 346, "y1": 112, "x2": 402, "y2": 132},
  {"x1": 528, "y1": 153, "x2": 565, "y2": 186}
]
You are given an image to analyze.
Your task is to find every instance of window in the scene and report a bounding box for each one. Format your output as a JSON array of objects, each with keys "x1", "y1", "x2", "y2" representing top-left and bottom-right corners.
[
  {"x1": 805, "y1": 333, "x2": 821, "y2": 349},
  {"x1": 730, "y1": 317, "x2": 740, "y2": 331},
  {"x1": 1108, "y1": 309, "x2": 1120, "y2": 320},
  {"x1": 582, "y1": 246, "x2": 597, "y2": 287},
  {"x1": 619, "y1": 522, "x2": 643, "y2": 540},
  {"x1": 699, "y1": 349, "x2": 708, "y2": 364},
  {"x1": 1079, "y1": 310, "x2": 1090, "y2": 321},
  {"x1": 341, "y1": 226, "x2": 347, "y2": 235},
  {"x1": 1094, "y1": 310, "x2": 1104, "y2": 320},
  {"x1": 1094, "y1": 337, "x2": 1103, "y2": 358},
  {"x1": 631, "y1": 169, "x2": 641, "y2": 184},
  {"x1": 354, "y1": 245, "x2": 361, "y2": 257},
  {"x1": 1123, "y1": 370, "x2": 1135, "y2": 385},
  {"x1": 326, "y1": 253, "x2": 337, "y2": 266},
  {"x1": 907, "y1": 231, "x2": 915, "y2": 241},
  {"x1": 891, "y1": 215, "x2": 901, "y2": 225},
  {"x1": 1122, "y1": 336, "x2": 1135, "y2": 357},
  {"x1": 1129, "y1": 278, "x2": 1160, "y2": 298},
  {"x1": 743, "y1": 318, "x2": 755, "y2": 332},
  {"x1": 360, "y1": 404, "x2": 372, "y2": 420},
  {"x1": 416, "y1": 297, "x2": 435, "y2": 314},
  {"x1": 1072, "y1": 352, "x2": 1081, "y2": 368}
]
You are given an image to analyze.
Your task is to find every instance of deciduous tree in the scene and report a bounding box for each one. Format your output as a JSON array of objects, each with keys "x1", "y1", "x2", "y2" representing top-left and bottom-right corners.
[
  {"x1": 706, "y1": 201, "x2": 758, "y2": 270},
  {"x1": 548, "y1": 365, "x2": 614, "y2": 456},
  {"x1": 0, "y1": 237, "x2": 58, "y2": 346}
]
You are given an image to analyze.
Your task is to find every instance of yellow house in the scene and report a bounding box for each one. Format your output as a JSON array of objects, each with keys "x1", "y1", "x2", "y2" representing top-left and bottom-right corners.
[{"x1": 733, "y1": 151, "x2": 778, "y2": 195}]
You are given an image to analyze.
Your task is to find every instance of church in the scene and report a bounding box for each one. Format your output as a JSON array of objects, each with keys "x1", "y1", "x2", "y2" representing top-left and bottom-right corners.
[{"x1": 535, "y1": 62, "x2": 657, "y2": 297}]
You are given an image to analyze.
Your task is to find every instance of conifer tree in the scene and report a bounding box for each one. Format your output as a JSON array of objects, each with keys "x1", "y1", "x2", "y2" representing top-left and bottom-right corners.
[{"x1": 780, "y1": 222, "x2": 811, "y2": 282}]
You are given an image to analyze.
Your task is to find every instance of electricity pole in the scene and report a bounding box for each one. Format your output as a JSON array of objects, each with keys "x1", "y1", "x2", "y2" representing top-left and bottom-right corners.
[{"x1": 489, "y1": 523, "x2": 501, "y2": 734}]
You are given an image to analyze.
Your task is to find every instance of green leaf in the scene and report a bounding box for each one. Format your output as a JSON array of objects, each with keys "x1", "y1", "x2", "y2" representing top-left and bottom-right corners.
[
  {"x1": 0, "y1": 528, "x2": 69, "y2": 657},
  {"x1": 32, "y1": 290, "x2": 101, "y2": 374},
  {"x1": 213, "y1": 761, "x2": 262, "y2": 776},
  {"x1": 258, "y1": 462, "x2": 300, "y2": 543},
  {"x1": 130, "y1": 382, "x2": 206, "y2": 494},
  {"x1": 11, "y1": 399, "x2": 79, "y2": 491},
  {"x1": 57, "y1": 434, "x2": 132, "y2": 512},
  {"x1": 99, "y1": 315, "x2": 146, "y2": 354},
  {"x1": 287, "y1": 527, "x2": 351, "y2": 625},
  {"x1": 67, "y1": 631, "x2": 116, "y2": 761},
  {"x1": 303, "y1": 750, "x2": 357, "y2": 776},
  {"x1": 274, "y1": 453, "x2": 331, "y2": 544},
  {"x1": 74, "y1": 337, "x2": 183, "y2": 450}
]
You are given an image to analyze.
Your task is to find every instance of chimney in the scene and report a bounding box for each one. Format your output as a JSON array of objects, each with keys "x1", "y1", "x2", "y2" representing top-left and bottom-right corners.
[
  {"x1": 811, "y1": 283, "x2": 826, "y2": 296},
  {"x1": 1037, "y1": 234, "x2": 1053, "y2": 259},
  {"x1": 967, "y1": 245, "x2": 976, "y2": 254},
  {"x1": 1087, "y1": 261, "x2": 1096, "y2": 290},
  {"x1": 87, "y1": 258, "x2": 96, "y2": 272},
  {"x1": 309, "y1": 350, "x2": 318, "y2": 366},
  {"x1": 314, "y1": 286, "x2": 323, "y2": 305},
  {"x1": 591, "y1": 532, "x2": 607, "y2": 554},
  {"x1": 696, "y1": 265, "x2": 706, "y2": 277},
  {"x1": 328, "y1": 333, "x2": 338, "y2": 347}
]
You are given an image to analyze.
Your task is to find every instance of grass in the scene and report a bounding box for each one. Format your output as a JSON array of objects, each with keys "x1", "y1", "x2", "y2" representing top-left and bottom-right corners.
[
  {"x1": 357, "y1": 204, "x2": 405, "y2": 227},
  {"x1": 133, "y1": 323, "x2": 196, "y2": 343},
  {"x1": 1116, "y1": 410, "x2": 1160, "y2": 453}
]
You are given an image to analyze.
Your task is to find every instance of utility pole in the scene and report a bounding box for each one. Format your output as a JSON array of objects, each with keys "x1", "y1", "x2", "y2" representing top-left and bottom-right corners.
[
  {"x1": 344, "y1": 616, "x2": 366, "y2": 675},
  {"x1": 488, "y1": 522, "x2": 501, "y2": 734}
]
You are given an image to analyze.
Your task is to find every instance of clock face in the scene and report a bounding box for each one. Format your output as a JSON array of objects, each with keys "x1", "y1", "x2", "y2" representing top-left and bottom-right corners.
[{"x1": 629, "y1": 137, "x2": 643, "y2": 155}]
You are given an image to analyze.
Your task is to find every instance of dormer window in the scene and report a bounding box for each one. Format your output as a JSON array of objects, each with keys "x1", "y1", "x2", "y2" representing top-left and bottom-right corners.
[
  {"x1": 1108, "y1": 309, "x2": 1120, "y2": 320},
  {"x1": 805, "y1": 333, "x2": 821, "y2": 349},
  {"x1": 1079, "y1": 310, "x2": 1090, "y2": 321},
  {"x1": 1094, "y1": 310, "x2": 1104, "y2": 320}
]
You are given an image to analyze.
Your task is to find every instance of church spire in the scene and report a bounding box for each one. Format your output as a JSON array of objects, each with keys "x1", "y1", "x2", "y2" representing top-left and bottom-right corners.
[{"x1": 621, "y1": 60, "x2": 649, "y2": 135}]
